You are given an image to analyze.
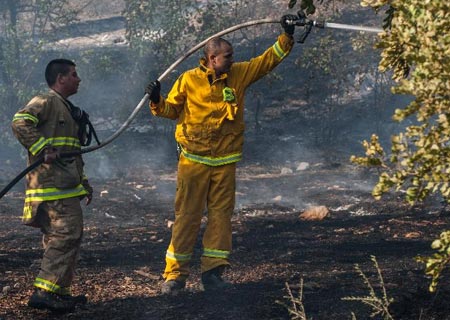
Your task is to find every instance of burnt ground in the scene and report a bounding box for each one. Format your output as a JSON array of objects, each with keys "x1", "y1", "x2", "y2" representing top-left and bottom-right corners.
[{"x1": 1, "y1": 153, "x2": 450, "y2": 320}]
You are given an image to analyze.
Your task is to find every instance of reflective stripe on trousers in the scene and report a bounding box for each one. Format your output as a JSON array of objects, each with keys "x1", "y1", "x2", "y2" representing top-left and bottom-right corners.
[
  {"x1": 163, "y1": 154, "x2": 235, "y2": 281},
  {"x1": 33, "y1": 277, "x2": 70, "y2": 295},
  {"x1": 34, "y1": 197, "x2": 83, "y2": 293}
]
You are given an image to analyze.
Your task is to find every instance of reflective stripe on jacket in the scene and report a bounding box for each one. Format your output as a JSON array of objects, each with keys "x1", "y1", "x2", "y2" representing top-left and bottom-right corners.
[
  {"x1": 25, "y1": 184, "x2": 88, "y2": 203},
  {"x1": 151, "y1": 33, "x2": 294, "y2": 166}
]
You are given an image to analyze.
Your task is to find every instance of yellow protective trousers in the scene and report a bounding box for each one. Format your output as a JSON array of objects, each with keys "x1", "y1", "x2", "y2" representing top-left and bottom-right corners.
[
  {"x1": 163, "y1": 154, "x2": 236, "y2": 281},
  {"x1": 33, "y1": 197, "x2": 83, "y2": 295}
]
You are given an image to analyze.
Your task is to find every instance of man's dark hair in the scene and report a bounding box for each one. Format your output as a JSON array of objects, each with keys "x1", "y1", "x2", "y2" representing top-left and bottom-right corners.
[{"x1": 45, "y1": 59, "x2": 76, "y2": 86}]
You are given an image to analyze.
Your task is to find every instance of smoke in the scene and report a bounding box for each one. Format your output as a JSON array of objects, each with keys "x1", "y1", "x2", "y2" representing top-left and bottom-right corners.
[{"x1": 0, "y1": 1, "x2": 404, "y2": 211}]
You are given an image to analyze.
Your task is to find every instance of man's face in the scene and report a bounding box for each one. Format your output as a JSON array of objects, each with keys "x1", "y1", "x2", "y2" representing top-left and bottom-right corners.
[
  {"x1": 60, "y1": 66, "x2": 81, "y2": 96},
  {"x1": 212, "y1": 43, "x2": 234, "y2": 76}
]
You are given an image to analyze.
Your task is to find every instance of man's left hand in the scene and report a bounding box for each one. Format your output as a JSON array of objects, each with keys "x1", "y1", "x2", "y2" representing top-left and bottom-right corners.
[{"x1": 145, "y1": 80, "x2": 161, "y2": 103}]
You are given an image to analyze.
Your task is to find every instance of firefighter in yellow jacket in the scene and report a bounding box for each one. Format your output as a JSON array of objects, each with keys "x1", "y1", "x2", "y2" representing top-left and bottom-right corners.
[
  {"x1": 11, "y1": 59, "x2": 93, "y2": 312},
  {"x1": 146, "y1": 15, "x2": 302, "y2": 295}
]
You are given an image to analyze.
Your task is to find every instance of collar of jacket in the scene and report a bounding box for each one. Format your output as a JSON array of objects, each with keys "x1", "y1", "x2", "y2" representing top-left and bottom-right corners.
[
  {"x1": 49, "y1": 88, "x2": 65, "y2": 100},
  {"x1": 198, "y1": 58, "x2": 228, "y2": 85},
  {"x1": 49, "y1": 89, "x2": 74, "y2": 112}
]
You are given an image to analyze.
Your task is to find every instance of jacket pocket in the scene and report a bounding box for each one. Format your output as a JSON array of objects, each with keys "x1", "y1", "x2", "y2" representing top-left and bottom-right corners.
[{"x1": 53, "y1": 158, "x2": 81, "y2": 189}]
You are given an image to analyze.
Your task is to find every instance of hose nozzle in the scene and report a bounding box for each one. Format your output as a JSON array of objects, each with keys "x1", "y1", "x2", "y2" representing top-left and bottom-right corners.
[
  {"x1": 285, "y1": 11, "x2": 324, "y2": 43},
  {"x1": 293, "y1": 11, "x2": 324, "y2": 43},
  {"x1": 292, "y1": 10, "x2": 324, "y2": 28},
  {"x1": 312, "y1": 20, "x2": 325, "y2": 29}
]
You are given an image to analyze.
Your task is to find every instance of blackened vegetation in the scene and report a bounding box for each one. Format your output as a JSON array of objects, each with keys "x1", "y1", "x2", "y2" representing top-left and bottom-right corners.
[{"x1": 1, "y1": 157, "x2": 450, "y2": 320}]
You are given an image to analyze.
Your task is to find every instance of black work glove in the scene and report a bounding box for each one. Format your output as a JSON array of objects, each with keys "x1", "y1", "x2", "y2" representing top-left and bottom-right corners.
[
  {"x1": 280, "y1": 14, "x2": 298, "y2": 35},
  {"x1": 145, "y1": 80, "x2": 161, "y2": 104}
]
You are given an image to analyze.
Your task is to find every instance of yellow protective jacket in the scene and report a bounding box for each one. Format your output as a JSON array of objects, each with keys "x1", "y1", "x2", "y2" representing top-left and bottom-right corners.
[
  {"x1": 151, "y1": 33, "x2": 294, "y2": 166},
  {"x1": 11, "y1": 89, "x2": 90, "y2": 226}
]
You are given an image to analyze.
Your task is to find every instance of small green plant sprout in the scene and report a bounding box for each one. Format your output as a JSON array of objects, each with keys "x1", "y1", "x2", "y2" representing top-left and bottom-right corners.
[
  {"x1": 416, "y1": 230, "x2": 450, "y2": 292},
  {"x1": 276, "y1": 278, "x2": 308, "y2": 320},
  {"x1": 342, "y1": 255, "x2": 394, "y2": 320}
]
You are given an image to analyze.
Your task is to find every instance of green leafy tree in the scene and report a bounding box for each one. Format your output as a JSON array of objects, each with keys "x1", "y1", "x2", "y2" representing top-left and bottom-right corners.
[
  {"x1": 349, "y1": 0, "x2": 450, "y2": 205},
  {"x1": 416, "y1": 231, "x2": 450, "y2": 292},
  {"x1": 289, "y1": 0, "x2": 450, "y2": 294},
  {"x1": 349, "y1": 0, "x2": 450, "y2": 293}
]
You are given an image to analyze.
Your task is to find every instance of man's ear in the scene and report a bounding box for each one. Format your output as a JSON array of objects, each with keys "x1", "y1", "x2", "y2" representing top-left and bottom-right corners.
[{"x1": 56, "y1": 73, "x2": 65, "y2": 85}]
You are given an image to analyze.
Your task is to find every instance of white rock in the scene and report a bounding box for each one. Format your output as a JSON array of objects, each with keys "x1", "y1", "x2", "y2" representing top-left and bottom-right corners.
[
  {"x1": 104, "y1": 212, "x2": 117, "y2": 219},
  {"x1": 296, "y1": 162, "x2": 310, "y2": 171},
  {"x1": 100, "y1": 190, "x2": 109, "y2": 197},
  {"x1": 272, "y1": 195, "x2": 282, "y2": 202}
]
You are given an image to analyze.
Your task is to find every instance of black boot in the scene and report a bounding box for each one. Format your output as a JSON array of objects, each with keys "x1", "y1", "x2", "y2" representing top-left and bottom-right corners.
[
  {"x1": 28, "y1": 289, "x2": 76, "y2": 312},
  {"x1": 161, "y1": 280, "x2": 186, "y2": 296},
  {"x1": 61, "y1": 293, "x2": 88, "y2": 305},
  {"x1": 201, "y1": 266, "x2": 232, "y2": 291}
]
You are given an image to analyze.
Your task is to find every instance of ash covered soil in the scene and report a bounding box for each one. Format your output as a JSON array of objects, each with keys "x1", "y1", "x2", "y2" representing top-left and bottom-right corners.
[{"x1": 1, "y1": 151, "x2": 450, "y2": 320}]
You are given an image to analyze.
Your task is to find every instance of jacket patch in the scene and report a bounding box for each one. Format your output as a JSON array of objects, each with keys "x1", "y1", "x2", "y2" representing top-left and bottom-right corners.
[{"x1": 222, "y1": 87, "x2": 235, "y2": 102}]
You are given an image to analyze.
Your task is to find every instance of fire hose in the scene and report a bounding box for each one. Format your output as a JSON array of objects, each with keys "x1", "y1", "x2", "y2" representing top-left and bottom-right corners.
[{"x1": 0, "y1": 16, "x2": 383, "y2": 200}]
